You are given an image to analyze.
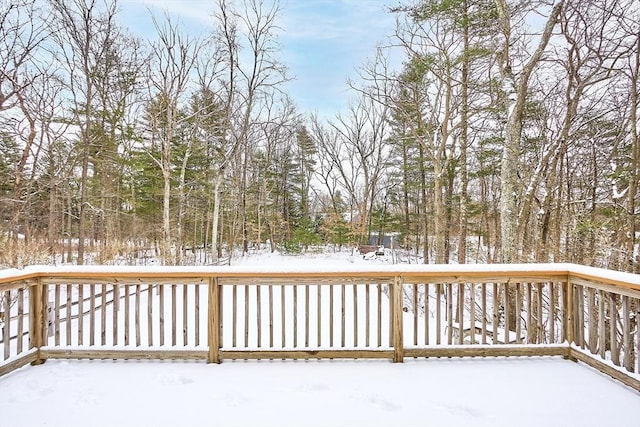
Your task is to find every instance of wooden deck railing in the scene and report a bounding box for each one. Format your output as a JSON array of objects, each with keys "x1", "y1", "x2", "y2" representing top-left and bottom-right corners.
[{"x1": 0, "y1": 263, "x2": 638, "y2": 391}]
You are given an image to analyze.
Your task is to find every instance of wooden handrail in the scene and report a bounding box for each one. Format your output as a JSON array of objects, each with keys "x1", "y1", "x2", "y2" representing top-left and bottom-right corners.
[{"x1": 0, "y1": 263, "x2": 637, "y2": 391}]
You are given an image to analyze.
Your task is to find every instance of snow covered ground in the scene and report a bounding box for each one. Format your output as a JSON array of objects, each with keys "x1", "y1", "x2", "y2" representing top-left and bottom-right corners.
[{"x1": 2, "y1": 357, "x2": 638, "y2": 427}]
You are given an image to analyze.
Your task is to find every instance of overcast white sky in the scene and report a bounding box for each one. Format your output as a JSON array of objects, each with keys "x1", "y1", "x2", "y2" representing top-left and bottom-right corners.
[{"x1": 119, "y1": 0, "x2": 399, "y2": 118}]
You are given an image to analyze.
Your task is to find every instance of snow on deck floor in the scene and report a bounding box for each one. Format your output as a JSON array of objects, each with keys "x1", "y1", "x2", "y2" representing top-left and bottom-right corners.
[{"x1": 2, "y1": 357, "x2": 638, "y2": 427}]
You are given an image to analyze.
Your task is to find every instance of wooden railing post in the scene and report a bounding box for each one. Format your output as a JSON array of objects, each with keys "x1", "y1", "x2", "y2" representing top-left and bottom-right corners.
[
  {"x1": 564, "y1": 279, "x2": 577, "y2": 361},
  {"x1": 208, "y1": 277, "x2": 221, "y2": 364},
  {"x1": 392, "y1": 276, "x2": 404, "y2": 363},
  {"x1": 28, "y1": 280, "x2": 45, "y2": 365}
]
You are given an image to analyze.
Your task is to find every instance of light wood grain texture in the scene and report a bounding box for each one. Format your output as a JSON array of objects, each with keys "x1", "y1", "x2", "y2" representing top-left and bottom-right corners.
[
  {"x1": 219, "y1": 349, "x2": 394, "y2": 360},
  {"x1": 0, "y1": 351, "x2": 38, "y2": 377},
  {"x1": 183, "y1": 284, "x2": 188, "y2": 346},
  {"x1": 208, "y1": 277, "x2": 220, "y2": 364},
  {"x1": 195, "y1": 285, "x2": 200, "y2": 347},
  {"x1": 42, "y1": 348, "x2": 208, "y2": 361},
  {"x1": 3, "y1": 291, "x2": 10, "y2": 359},
  {"x1": 622, "y1": 296, "x2": 631, "y2": 372},
  {"x1": 549, "y1": 282, "x2": 556, "y2": 343},
  {"x1": 17, "y1": 288, "x2": 24, "y2": 354},
  {"x1": 570, "y1": 348, "x2": 640, "y2": 392},
  {"x1": 404, "y1": 345, "x2": 570, "y2": 358},
  {"x1": 78, "y1": 285, "x2": 84, "y2": 346},
  {"x1": 28, "y1": 282, "x2": 43, "y2": 364},
  {"x1": 609, "y1": 293, "x2": 619, "y2": 365},
  {"x1": 392, "y1": 278, "x2": 403, "y2": 363},
  {"x1": 135, "y1": 284, "x2": 141, "y2": 347},
  {"x1": 100, "y1": 284, "x2": 107, "y2": 346},
  {"x1": 1, "y1": 265, "x2": 638, "y2": 389},
  {"x1": 89, "y1": 284, "x2": 96, "y2": 345}
]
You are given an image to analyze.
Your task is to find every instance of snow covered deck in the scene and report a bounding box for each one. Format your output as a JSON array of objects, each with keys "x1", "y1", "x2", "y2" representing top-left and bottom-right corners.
[
  {"x1": 1, "y1": 260, "x2": 639, "y2": 421},
  {"x1": 2, "y1": 357, "x2": 638, "y2": 427}
]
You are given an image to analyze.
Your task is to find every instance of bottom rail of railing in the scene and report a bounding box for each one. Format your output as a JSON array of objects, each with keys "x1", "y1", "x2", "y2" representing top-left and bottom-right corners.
[
  {"x1": 570, "y1": 346, "x2": 640, "y2": 391},
  {"x1": 4, "y1": 344, "x2": 639, "y2": 392},
  {"x1": 40, "y1": 347, "x2": 208, "y2": 361},
  {"x1": 219, "y1": 349, "x2": 394, "y2": 360},
  {"x1": 0, "y1": 349, "x2": 38, "y2": 377}
]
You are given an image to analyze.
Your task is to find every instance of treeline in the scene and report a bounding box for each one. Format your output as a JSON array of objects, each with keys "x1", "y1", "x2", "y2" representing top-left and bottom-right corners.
[{"x1": 0, "y1": 0, "x2": 638, "y2": 271}]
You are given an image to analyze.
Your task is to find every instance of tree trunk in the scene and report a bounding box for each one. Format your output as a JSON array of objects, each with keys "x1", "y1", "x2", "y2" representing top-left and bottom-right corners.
[
  {"x1": 496, "y1": 0, "x2": 563, "y2": 264},
  {"x1": 211, "y1": 173, "x2": 223, "y2": 264},
  {"x1": 457, "y1": 0, "x2": 469, "y2": 265}
]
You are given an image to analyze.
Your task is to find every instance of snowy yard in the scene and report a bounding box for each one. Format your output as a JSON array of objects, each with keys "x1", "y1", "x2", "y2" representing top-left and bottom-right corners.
[{"x1": 2, "y1": 356, "x2": 638, "y2": 427}]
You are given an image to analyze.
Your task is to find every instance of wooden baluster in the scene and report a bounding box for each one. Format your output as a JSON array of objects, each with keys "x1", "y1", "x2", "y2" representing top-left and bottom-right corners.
[
  {"x1": 244, "y1": 284, "x2": 250, "y2": 348},
  {"x1": 365, "y1": 284, "x2": 370, "y2": 347},
  {"x1": 270, "y1": 284, "x2": 275, "y2": 348},
  {"x1": 158, "y1": 284, "x2": 164, "y2": 346},
  {"x1": 636, "y1": 300, "x2": 640, "y2": 374},
  {"x1": 279, "y1": 285, "x2": 286, "y2": 348},
  {"x1": 171, "y1": 284, "x2": 177, "y2": 346},
  {"x1": 135, "y1": 284, "x2": 141, "y2": 347},
  {"x1": 340, "y1": 283, "x2": 345, "y2": 348},
  {"x1": 447, "y1": 283, "x2": 453, "y2": 345},
  {"x1": 376, "y1": 284, "x2": 382, "y2": 347},
  {"x1": 257, "y1": 284, "x2": 262, "y2": 348},
  {"x1": 183, "y1": 284, "x2": 188, "y2": 346},
  {"x1": 194, "y1": 284, "x2": 200, "y2": 346},
  {"x1": 424, "y1": 283, "x2": 430, "y2": 345},
  {"x1": 492, "y1": 283, "x2": 499, "y2": 345},
  {"x1": 598, "y1": 290, "x2": 605, "y2": 359},
  {"x1": 293, "y1": 284, "x2": 298, "y2": 348},
  {"x1": 113, "y1": 284, "x2": 119, "y2": 346},
  {"x1": 549, "y1": 282, "x2": 556, "y2": 343},
  {"x1": 576, "y1": 285, "x2": 585, "y2": 349},
  {"x1": 101, "y1": 284, "x2": 107, "y2": 346},
  {"x1": 54, "y1": 285, "x2": 60, "y2": 346},
  {"x1": 504, "y1": 283, "x2": 510, "y2": 345},
  {"x1": 436, "y1": 283, "x2": 442, "y2": 345},
  {"x1": 147, "y1": 284, "x2": 153, "y2": 347},
  {"x1": 89, "y1": 284, "x2": 96, "y2": 346},
  {"x1": 305, "y1": 284, "x2": 310, "y2": 348},
  {"x1": 622, "y1": 296, "x2": 631, "y2": 372},
  {"x1": 388, "y1": 284, "x2": 393, "y2": 347},
  {"x1": 353, "y1": 284, "x2": 358, "y2": 348},
  {"x1": 458, "y1": 283, "x2": 464, "y2": 345},
  {"x1": 537, "y1": 283, "x2": 543, "y2": 344},
  {"x1": 481, "y1": 283, "x2": 487, "y2": 345},
  {"x1": 3, "y1": 291, "x2": 10, "y2": 359},
  {"x1": 469, "y1": 283, "x2": 475, "y2": 345},
  {"x1": 232, "y1": 285, "x2": 238, "y2": 347},
  {"x1": 124, "y1": 284, "x2": 130, "y2": 347},
  {"x1": 514, "y1": 283, "x2": 521, "y2": 344},
  {"x1": 329, "y1": 284, "x2": 334, "y2": 347},
  {"x1": 413, "y1": 283, "x2": 418, "y2": 346},
  {"x1": 218, "y1": 284, "x2": 224, "y2": 351},
  {"x1": 17, "y1": 288, "x2": 24, "y2": 354},
  {"x1": 609, "y1": 293, "x2": 619, "y2": 365},
  {"x1": 526, "y1": 283, "x2": 533, "y2": 343},
  {"x1": 78, "y1": 284, "x2": 84, "y2": 346},
  {"x1": 587, "y1": 288, "x2": 597, "y2": 353},
  {"x1": 317, "y1": 284, "x2": 322, "y2": 348},
  {"x1": 567, "y1": 282, "x2": 574, "y2": 348},
  {"x1": 65, "y1": 284, "x2": 72, "y2": 346}
]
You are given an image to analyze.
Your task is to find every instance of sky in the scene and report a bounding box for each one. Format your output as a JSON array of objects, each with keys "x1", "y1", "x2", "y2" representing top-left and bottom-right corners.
[{"x1": 118, "y1": 0, "x2": 401, "y2": 118}]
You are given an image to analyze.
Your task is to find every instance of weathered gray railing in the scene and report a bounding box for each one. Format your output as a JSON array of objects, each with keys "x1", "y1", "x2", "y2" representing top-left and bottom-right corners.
[{"x1": 0, "y1": 263, "x2": 638, "y2": 391}]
